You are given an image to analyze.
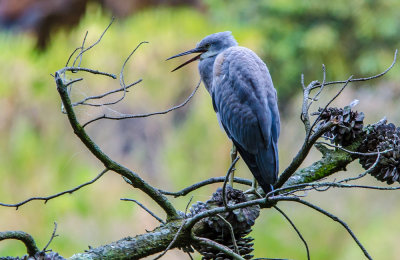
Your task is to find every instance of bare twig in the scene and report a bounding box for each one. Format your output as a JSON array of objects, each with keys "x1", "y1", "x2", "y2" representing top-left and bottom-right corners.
[
  {"x1": 316, "y1": 142, "x2": 392, "y2": 157},
  {"x1": 79, "y1": 41, "x2": 147, "y2": 108},
  {"x1": 273, "y1": 206, "x2": 310, "y2": 260},
  {"x1": 310, "y1": 64, "x2": 327, "y2": 102},
  {"x1": 0, "y1": 169, "x2": 108, "y2": 209},
  {"x1": 277, "y1": 197, "x2": 373, "y2": 260},
  {"x1": 59, "y1": 67, "x2": 116, "y2": 79},
  {"x1": 82, "y1": 78, "x2": 202, "y2": 127},
  {"x1": 159, "y1": 177, "x2": 252, "y2": 197},
  {"x1": 223, "y1": 156, "x2": 240, "y2": 208},
  {"x1": 72, "y1": 79, "x2": 142, "y2": 107},
  {"x1": 307, "y1": 75, "x2": 353, "y2": 143},
  {"x1": 55, "y1": 72, "x2": 179, "y2": 220},
  {"x1": 104, "y1": 41, "x2": 149, "y2": 107},
  {"x1": 191, "y1": 235, "x2": 245, "y2": 260},
  {"x1": 275, "y1": 121, "x2": 334, "y2": 188},
  {"x1": 65, "y1": 77, "x2": 84, "y2": 88},
  {"x1": 216, "y1": 214, "x2": 239, "y2": 254},
  {"x1": 185, "y1": 197, "x2": 266, "y2": 229},
  {"x1": 310, "y1": 49, "x2": 398, "y2": 90},
  {"x1": 43, "y1": 222, "x2": 59, "y2": 252},
  {"x1": 153, "y1": 220, "x2": 186, "y2": 260},
  {"x1": 0, "y1": 231, "x2": 40, "y2": 256},
  {"x1": 185, "y1": 196, "x2": 194, "y2": 216},
  {"x1": 72, "y1": 17, "x2": 115, "y2": 67},
  {"x1": 121, "y1": 198, "x2": 165, "y2": 224}
]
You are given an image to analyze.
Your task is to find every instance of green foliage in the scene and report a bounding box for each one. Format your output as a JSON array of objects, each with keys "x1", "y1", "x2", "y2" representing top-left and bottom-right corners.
[{"x1": 205, "y1": 0, "x2": 400, "y2": 104}]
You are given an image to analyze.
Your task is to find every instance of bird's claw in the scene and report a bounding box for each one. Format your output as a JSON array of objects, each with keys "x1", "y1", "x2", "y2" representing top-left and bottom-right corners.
[{"x1": 244, "y1": 187, "x2": 263, "y2": 198}]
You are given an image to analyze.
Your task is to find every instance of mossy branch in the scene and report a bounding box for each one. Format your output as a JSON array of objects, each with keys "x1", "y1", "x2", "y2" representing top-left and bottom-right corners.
[{"x1": 0, "y1": 231, "x2": 40, "y2": 256}]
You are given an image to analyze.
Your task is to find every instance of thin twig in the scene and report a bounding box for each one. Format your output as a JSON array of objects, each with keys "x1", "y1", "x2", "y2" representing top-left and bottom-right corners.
[
  {"x1": 191, "y1": 235, "x2": 245, "y2": 260},
  {"x1": 60, "y1": 67, "x2": 116, "y2": 79},
  {"x1": 153, "y1": 220, "x2": 186, "y2": 260},
  {"x1": 91, "y1": 41, "x2": 148, "y2": 107},
  {"x1": 159, "y1": 177, "x2": 252, "y2": 197},
  {"x1": 55, "y1": 71, "x2": 179, "y2": 219},
  {"x1": 223, "y1": 156, "x2": 240, "y2": 208},
  {"x1": 316, "y1": 142, "x2": 392, "y2": 157},
  {"x1": 185, "y1": 197, "x2": 266, "y2": 229},
  {"x1": 275, "y1": 121, "x2": 334, "y2": 189},
  {"x1": 43, "y1": 222, "x2": 59, "y2": 252},
  {"x1": 72, "y1": 17, "x2": 115, "y2": 67},
  {"x1": 273, "y1": 206, "x2": 310, "y2": 260},
  {"x1": 101, "y1": 41, "x2": 149, "y2": 107},
  {"x1": 307, "y1": 75, "x2": 353, "y2": 143},
  {"x1": 72, "y1": 79, "x2": 142, "y2": 107},
  {"x1": 216, "y1": 214, "x2": 239, "y2": 254},
  {"x1": 121, "y1": 198, "x2": 165, "y2": 224},
  {"x1": 185, "y1": 196, "x2": 194, "y2": 216},
  {"x1": 0, "y1": 169, "x2": 108, "y2": 209},
  {"x1": 82, "y1": 79, "x2": 202, "y2": 127},
  {"x1": 311, "y1": 64, "x2": 327, "y2": 102},
  {"x1": 277, "y1": 197, "x2": 373, "y2": 260},
  {"x1": 65, "y1": 78, "x2": 84, "y2": 88},
  {"x1": 310, "y1": 49, "x2": 398, "y2": 90},
  {"x1": 76, "y1": 30, "x2": 88, "y2": 68}
]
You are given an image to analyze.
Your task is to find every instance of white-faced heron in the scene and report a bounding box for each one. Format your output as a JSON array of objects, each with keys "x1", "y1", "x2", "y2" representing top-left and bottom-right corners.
[{"x1": 167, "y1": 31, "x2": 280, "y2": 193}]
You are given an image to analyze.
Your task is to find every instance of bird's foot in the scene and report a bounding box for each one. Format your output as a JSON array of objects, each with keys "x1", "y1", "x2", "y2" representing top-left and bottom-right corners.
[{"x1": 244, "y1": 187, "x2": 263, "y2": 198}]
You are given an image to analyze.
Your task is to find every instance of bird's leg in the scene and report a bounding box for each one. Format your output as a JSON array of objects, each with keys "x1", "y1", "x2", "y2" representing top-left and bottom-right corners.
[
  {"x1": 252, "y1": 177, "x2": 258, "y2": 190},
  {"x1": 245, "y1": 178, "x2": 262, "y2": 198},
  {"x1": 229, "y1": 143, "x2": 237, "y2": 188}
]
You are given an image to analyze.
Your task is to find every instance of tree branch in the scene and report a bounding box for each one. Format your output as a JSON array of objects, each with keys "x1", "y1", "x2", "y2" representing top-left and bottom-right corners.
[
  {"x1": 54, "y1": 72, "x2": 179, "y2": 220},
  {"x1": 0, "y1": 231, "x2": 40, "y2": 256},
  {"x1": 159, "y1": 177, "x2": 252, "y2": 197},
  {"x1": 0, "y1": 169, "x2": 108, "y2": 209},
  {"x1": 277, "y1": 197, "x2": 372, "y2": 260},
  {"x1": 69, "y1": 220, "x2": 187, "y2": 260},
  {"x1": 273, "y1": 206, "x2": 310, "y2": 260}
]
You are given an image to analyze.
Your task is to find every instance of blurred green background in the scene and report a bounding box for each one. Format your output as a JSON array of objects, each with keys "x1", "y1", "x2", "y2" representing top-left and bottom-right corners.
[{"x1": 0, "y1": 1, "x2": 399, "y2": 259}]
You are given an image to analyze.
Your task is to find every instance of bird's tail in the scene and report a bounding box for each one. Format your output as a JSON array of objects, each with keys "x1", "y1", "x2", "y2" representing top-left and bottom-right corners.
[{"x1": 233, "y1": 140, "x2": 278, "y2": 194}]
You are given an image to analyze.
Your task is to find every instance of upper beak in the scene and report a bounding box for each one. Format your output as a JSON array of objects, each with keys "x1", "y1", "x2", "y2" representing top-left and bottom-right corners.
[{"x1": 166, "y1": 47, "x2": 207, "y2": 72}]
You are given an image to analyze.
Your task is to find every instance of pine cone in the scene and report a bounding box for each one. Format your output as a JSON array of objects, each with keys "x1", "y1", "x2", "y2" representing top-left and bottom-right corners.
[
  {"x1": 197, "y1": 235, "x2": 255, "y2": 260},
  {"x1": 313, "y1": 105, "x2": 364, "y2": 146},
  {"x1": 358, "y1": 121, "x2": 400, "y2": 184},
  {"x1": 188, "y1": 186, "x2": 259, "y2": 259}
]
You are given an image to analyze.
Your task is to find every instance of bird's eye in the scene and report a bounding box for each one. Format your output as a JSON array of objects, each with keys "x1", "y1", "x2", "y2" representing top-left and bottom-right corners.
[{"x1": 205, "y1": 43, "x2": 211, "y2": 48}]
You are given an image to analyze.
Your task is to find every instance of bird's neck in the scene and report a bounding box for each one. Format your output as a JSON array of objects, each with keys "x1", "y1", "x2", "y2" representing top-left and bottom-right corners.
[{"x1": 198, "y1": 56, "x2": 217, "y2": 94}]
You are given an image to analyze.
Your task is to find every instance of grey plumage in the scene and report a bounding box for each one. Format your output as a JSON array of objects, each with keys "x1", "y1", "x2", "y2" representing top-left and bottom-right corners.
[{"x1": 167, "y1": 31, "x2": 280, "y2": 193}]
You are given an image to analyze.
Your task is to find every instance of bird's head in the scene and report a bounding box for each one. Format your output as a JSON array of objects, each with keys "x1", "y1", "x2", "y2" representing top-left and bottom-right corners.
[{"x1": 167, "y1": 31, "x2": 238, "y2": 72}]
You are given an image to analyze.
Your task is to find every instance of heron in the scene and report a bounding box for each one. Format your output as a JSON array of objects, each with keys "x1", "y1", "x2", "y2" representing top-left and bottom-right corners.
[{"x1": 167, "y1": 31, "x2": 280, "y2": 194}]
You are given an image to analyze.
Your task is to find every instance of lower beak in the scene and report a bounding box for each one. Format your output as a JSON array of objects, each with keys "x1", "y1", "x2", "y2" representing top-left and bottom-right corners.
[{"x1": 166, "y1": 47, "x2": 206, "y2": 72}]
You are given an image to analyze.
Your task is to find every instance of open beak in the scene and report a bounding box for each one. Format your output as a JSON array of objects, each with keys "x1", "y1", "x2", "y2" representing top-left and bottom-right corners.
[{"x1": 166, "y1": 47, "x2": 207, "y2": 72}]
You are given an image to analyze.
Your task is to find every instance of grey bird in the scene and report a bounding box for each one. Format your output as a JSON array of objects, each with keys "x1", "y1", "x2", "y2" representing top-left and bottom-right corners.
[{"x1": 167, "y1": 31, "x2": 280, "y2": 193}]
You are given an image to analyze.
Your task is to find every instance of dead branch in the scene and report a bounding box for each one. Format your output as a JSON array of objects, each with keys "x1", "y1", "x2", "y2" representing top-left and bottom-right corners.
[
  {"x1": 159, "y1": 176, "x2": 252, "y2": 197},
  {"x1": 81, "y1": 78, "x2": 202, "y2": 127},
  {"x1": 0, "y1": 169, "x2": 108, "y2": 209},
  {"x1": 120, "y1": 198, "x2": 165, "y2": 224},
  {"x1": 277, "y1": 197, "x2": 372, "y2": 260},
  {"x1": 273, "y1": 206, "x2": 310, "y2": 260},
  {"x1": 191, "y1": 235, "x2": 244, "y2": 260},
  {"x1": 43, "y1": 222, "x2": 58, "y2": 252}
]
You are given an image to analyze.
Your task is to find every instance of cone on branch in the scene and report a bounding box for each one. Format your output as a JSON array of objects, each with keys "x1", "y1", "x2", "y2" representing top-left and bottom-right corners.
[
  {"x1": 358, "y1": 120, "x2": 400, "y2": 184},
  {"x1": 313, "y1": 105, "x2": 364, "y2": 146},
  {"x1": 187, "y1": 186, "x2": 259, "y2": 259}
]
